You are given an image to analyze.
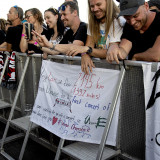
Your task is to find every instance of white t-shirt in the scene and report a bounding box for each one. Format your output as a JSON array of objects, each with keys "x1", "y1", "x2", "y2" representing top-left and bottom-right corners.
[
  {"x1": 87, "y1": 17, "x2": 125, "y2": 49},
  {"x1": 49, "y1": 35, "x2": 63, "y2": 45}
]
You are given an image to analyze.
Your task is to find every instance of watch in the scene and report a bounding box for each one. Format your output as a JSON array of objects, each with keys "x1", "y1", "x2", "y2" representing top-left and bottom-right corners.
[{"x1": 86, "y1": 46, "x2": 92, "y2": 55}]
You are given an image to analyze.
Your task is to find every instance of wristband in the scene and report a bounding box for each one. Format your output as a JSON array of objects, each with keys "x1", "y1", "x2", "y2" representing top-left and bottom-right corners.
[
  {"x1": 21, "y1": 34, "x2": 25, "y2": 37},
  {"x1": 34, "y1": 41, "x2": 42, "y2": 50},
  {"x1": 81, "y1": 53, "x2": 86, "y2": 56},
  {"x1": 34, "y1": 41, "x2": 38, "y2": 45}
]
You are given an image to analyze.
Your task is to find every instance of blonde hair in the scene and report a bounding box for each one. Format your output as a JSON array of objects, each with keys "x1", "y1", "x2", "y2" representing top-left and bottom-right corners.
[{"x1": 88, "y1": 0, "x2": 120, "y2": 44}]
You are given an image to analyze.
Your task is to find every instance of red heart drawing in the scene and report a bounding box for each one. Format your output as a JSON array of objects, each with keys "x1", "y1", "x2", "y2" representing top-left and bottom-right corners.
[{"x1": 52, "y1": 117, "x2": 58, "y2": 125}]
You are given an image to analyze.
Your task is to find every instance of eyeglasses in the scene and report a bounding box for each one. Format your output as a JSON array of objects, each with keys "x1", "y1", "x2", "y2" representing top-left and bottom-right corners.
[
  {"x1": 25, "y1": 14, "x2": 33, "y2": 19},
  {"x1": 58, "y1": 5, "x2": 66, "y2": 12}
]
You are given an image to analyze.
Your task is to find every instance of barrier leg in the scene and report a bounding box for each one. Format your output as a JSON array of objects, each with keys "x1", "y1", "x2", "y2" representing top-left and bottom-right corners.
[
  {"x1": 18, "y1": 121, "x2": 33, "y2": 160},
  {"x1": 54, "y1": 139, "x2": 65, "y2": 160},
  {"x1": 96, "y1": 66, "x2": 126, "y2": 160},
  {"x1": 0, "y1": 56, "x2": 30, "y2": 154}
]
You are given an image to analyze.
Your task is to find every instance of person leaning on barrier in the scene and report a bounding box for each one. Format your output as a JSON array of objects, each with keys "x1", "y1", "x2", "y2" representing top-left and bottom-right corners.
[
  {"x1": 32, "y1": 1, "x2": 87, "y2": 57},
  {"x1": 0, "y1": 6, "x2": 23, "y2": 52},
  {"x1": 38, "y1": 8, "x2": 65, "y2": 59},
  {"x1": 106, "y1": 0, "x2": 160, "y2": 63},
  {"x1": 20, "y1": 8, "x2": 49, "y2": 54},
  {"x1": 60, "y1": 0, "x2": 124, "y2": 74},
  {"x1": 148, "y1": 0, "x2": 160, "y2": 11},
  {"x1": 5, "y1": 5, "x2": 23, "y2": 52}
]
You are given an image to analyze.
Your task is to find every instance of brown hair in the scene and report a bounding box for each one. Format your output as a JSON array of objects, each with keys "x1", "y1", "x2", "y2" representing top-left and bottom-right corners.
[
  {"x1": 0, "y1": 19, "x2": 7, "y2": 31},
  {"x1": 25, "y1": 8, "x2": 44, "y2": 25},
  {"x1": 60, "y1": 1, "x2": 79, "y2": 16},
  {"x1": 88, "y1": 0, "x2": 120, "y2": 44}
]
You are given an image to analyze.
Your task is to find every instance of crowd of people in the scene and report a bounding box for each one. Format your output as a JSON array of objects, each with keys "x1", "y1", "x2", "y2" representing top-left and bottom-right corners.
[{"x1": 0, "y1": 0, "x2": 160, "y2": 76}]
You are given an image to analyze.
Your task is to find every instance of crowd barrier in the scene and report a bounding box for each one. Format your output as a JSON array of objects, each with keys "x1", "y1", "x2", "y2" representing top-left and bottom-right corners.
[{"x1": 0, "y1": 52, "x2": 149, "y2": 160}]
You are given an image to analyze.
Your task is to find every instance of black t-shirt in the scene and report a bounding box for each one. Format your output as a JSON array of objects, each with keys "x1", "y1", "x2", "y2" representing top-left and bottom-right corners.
[
  {"x1": 60, "y1": 22, "x2": 87, "y2": 44},
  {"x1": 0, "y1": 30, "x2": 6, "y2": 45},
  {"x1": 6, "y1": 24, "x2": 23, "y2": 52},
  {"x1": 121, "y1": 11, "x2": 160, "y2": 60}
]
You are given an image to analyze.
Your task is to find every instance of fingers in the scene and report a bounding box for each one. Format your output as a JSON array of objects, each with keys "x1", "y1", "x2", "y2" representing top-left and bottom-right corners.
[
  {"x1": 106, "y1": 52, "x2": 120, "y2": 64},
  {"x1": 81, "y1": 55, "x2": 95, "y2": 75},
  {"x1": 113, "y1": 53, "x2": 120, "y2": 64},
  {"x1": 43, "y1": 52, "x2": 48, "y2": 60},
  {"x1": 72, "y1": 51, "x2": 79, "y2": 57},
  {"x1": 88, "y1": 59, "x2": 95, "y2": 73}
]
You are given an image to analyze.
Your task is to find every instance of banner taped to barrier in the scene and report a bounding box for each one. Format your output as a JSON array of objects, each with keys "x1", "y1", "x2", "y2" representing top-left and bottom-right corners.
[
  {"x1": 31, "y1": 61, "x2": 120, "y2": 146},
  {"x1": 143, "y1": 63, "x2": 160, "y2": 160}
]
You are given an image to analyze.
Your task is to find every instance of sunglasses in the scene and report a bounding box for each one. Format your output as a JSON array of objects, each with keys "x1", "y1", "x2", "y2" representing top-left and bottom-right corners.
[
  {"x1": 53, "y1": 8, "x2": 57, "y2": 13},
  {"x1": 58, "y1": 5, "x2": 66, "y2": 12},
  {"x1": 13, "y1": 5, "x2": 19, "y2": 16},
  {"x1": 13, "y1": 5, "x2": 18, "y2": 12}
]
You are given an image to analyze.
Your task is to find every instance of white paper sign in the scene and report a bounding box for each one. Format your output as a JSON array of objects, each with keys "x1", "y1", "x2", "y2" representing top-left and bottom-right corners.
[
  {"x1": 31, "y1": 61, "x2": 120, "y2": 146},
  {"x1": 143, "y1": 63, "x2": 160, "y2": 160}
]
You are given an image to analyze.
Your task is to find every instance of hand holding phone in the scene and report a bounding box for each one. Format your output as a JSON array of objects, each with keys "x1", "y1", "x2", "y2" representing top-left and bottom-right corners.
[{"x1": 25, "y1": 23, "x2": 34, "y2": 41}]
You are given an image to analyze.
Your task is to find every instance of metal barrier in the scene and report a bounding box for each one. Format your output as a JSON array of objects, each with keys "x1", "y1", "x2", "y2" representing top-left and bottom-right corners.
[{"x1": 0, "y1": 52, "x2": 148, "y2": 160}]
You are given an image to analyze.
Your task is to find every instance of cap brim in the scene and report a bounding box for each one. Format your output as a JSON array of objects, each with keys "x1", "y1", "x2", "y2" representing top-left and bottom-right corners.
[{"x1": 118, "y1": 6, "x2": 139, "y2": 17}]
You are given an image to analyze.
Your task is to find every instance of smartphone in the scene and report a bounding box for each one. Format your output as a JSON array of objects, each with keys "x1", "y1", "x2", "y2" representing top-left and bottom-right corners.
[{"x1": 25, "y1": 23, "x2": 34, "y2": 41}]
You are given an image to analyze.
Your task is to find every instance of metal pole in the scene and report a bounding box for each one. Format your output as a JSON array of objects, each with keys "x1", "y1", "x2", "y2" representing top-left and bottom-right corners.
[
  {"x1": 0, "y1": 56, "x2": 30, "y2": 152},
  {"x1": 54, "y1": 139, "x2": 65, "y2": 160},
  {"x1": 18, "y1": 121, "x2": 33, "y2": 160},
  {"x1": 96, "y1": 66, "x2": 126, "y2": 160}
]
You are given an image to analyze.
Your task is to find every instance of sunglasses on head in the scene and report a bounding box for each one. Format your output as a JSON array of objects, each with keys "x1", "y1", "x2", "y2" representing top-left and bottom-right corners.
[
  {"x1": 53, "y1": 8, "x2": 57, "y2": 13},
  {"x1": 13, "y1": 5, "x2": 19, "y2": 16},
  {"x1": 58, "y1": 5, "x2": 66, "y2": 12},
  {"x1": 13, "y1": 5, "x2": 18, "y2": 12}
]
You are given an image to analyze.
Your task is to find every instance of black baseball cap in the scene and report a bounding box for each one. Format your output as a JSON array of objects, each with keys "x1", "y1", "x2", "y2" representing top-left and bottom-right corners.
[{"x1": 119, "y1": 0, "x2": 145, "y2": 17}]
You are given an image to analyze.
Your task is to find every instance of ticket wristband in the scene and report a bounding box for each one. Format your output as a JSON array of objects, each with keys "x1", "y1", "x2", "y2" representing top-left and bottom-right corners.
[
  {"x1": 34, "y1": 42, "x2": 38, "y2": 45},
  {"x1": 21, "y1": 34, "x2": 25, "y2": 37}
]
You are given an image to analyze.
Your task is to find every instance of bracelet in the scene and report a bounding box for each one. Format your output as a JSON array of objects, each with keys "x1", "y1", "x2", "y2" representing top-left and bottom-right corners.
[
  {"x1": 81, "y1": 53, "x2": 86, "y2": 56},
  {"x1": 34, "y1": 41, "x2": 42, "y2": 50},
  {"x1": 37, "y1": 44, "x2": 42, "y2": 50},
  {"x1": 50, "y1": 43, "x2": 56, "y2": 50},
  {"x1": 21, "y1": 34, "x2": 25, "y2": 37}
]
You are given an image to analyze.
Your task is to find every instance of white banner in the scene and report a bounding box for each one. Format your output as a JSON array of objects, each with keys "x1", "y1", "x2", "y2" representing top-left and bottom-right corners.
[
  {"x1": 143, "y1": 63, "x2": 160, "y2": 160},
  {"x1": 30, "y1": 61, "x2": 120, "y2": 146}
]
